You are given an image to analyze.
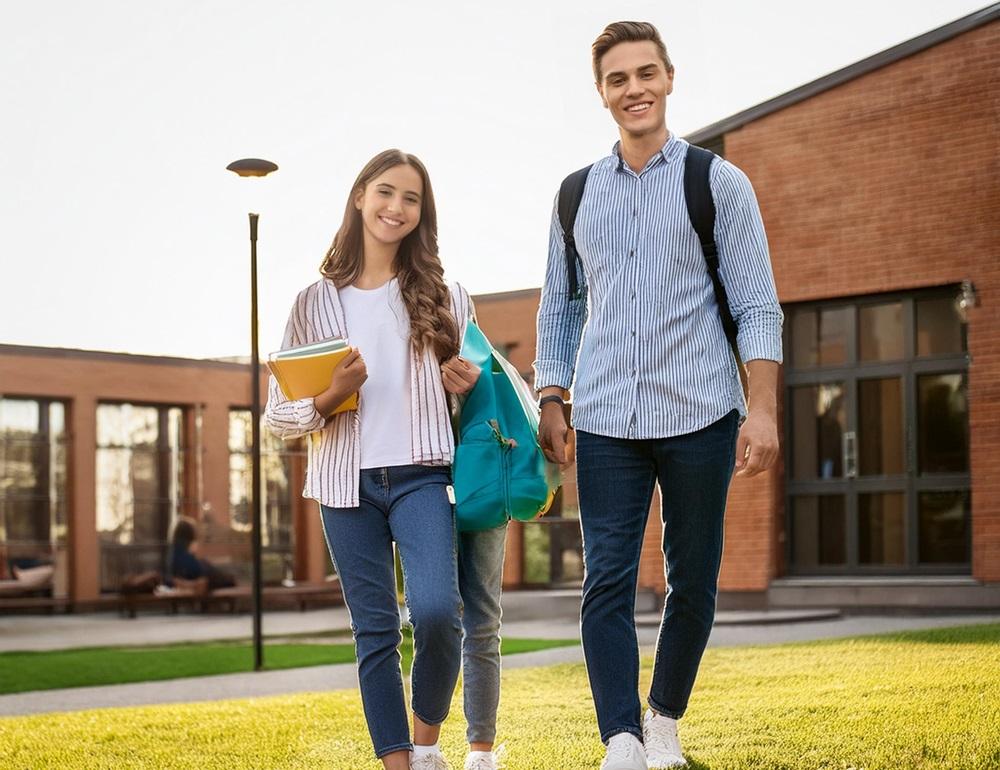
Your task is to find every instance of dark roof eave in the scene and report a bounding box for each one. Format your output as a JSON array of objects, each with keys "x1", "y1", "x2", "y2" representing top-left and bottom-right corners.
[
  {"x1": 0, "y1": 343, "x2": 251, "y2": 371},
  {"x1": 685, "y1": 4, "x2": 1000, "y2": 145},
  {"x1": 472, "y1": 287, "x2": 542, "y2": 303}
]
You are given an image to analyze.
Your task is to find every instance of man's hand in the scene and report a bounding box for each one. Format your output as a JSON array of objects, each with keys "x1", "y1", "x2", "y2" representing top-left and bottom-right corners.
[
  {"x1": 441, "y1": 356, "x2": 481, "y2": 395},
  {"x1": 734, "y1": 410, "x2": 779, "y2": 477},
  {"x1": 735, "y1": 359, "x2": 780, "y2": 478},
  {"x1": 538, "y1": 397, "x2": 572, "y2": 465}
]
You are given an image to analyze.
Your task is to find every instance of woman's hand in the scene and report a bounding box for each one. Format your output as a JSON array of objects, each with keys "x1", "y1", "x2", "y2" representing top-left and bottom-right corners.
[
  {"x1": 315, "y1": 348, "x2": 367, "y2": 415},
  {"x1": 441, "y1": 356, "x2": 481, "y2": 395}
]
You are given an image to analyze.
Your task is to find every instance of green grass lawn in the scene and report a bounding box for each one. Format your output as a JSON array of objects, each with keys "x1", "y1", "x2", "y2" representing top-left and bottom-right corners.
[
  {"x1": 1, "y1": 624, "x2": 998, "y2": 770},
  {"x1": 0, "y1": 634, "x2": 578, "y2": 695}
]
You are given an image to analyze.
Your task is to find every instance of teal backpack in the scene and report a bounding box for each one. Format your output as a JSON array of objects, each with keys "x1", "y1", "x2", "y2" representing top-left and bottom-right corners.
[{"x1": 452, "y1": 320, "x2": 560, "y2": 532}]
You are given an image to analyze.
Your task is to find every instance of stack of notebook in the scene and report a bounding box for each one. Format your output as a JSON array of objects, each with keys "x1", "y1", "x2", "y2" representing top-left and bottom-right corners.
[{"x1": 267, "y1": 337, "x2": 359, "y2": 416}]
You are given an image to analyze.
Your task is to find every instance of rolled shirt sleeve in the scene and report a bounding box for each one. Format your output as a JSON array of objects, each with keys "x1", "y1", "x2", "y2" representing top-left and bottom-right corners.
[
  {"x1": 533, "y1": 199, "x2": 589, "y2": 391},
  {"x1": 711, "y1": 160, "x2": 784, "y2": 364}
]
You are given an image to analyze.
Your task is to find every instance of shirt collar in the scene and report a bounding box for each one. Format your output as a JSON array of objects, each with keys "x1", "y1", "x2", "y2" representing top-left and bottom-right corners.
[{"x1": 612, "y1": 132, "x2": 682, "y2": 173}]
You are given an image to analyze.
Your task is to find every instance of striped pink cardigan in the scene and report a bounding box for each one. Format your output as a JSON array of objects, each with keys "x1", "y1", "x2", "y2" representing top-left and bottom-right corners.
[{"x1": 264, "y1": 278, "x2": 473, "y2": 508}]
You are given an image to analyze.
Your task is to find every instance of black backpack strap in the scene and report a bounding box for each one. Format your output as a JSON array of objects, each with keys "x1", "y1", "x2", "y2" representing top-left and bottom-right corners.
[
  {"x1": 557, "y1": 165, "x2": 592, "y2": 300},
  {"x1": 683, "y1": 144, "x2": 748, "y2": 396}
]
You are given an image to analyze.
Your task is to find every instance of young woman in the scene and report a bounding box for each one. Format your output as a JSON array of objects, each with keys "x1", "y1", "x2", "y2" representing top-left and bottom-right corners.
[{"x1": 264, "y1": 149, "x2": 504, "y2": 770}]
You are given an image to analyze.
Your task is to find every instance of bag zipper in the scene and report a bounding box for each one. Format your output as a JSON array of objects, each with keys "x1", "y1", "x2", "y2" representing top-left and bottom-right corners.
[{"x1": 488, "y1": 419, "x2": 514, "y2": 514}]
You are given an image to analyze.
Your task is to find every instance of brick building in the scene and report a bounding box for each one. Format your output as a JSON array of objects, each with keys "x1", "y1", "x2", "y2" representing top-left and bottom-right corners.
[
  {"x1": 1, "y1": 8, "x2": 997, "y2": 611},
  {"x1": 0, "y1": 349, "x2": 330, "y2": 606}
]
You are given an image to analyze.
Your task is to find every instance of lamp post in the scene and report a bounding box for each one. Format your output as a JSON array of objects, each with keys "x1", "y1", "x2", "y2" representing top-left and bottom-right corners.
[{"x1": 226, "y1": 157, "x2": 278, "y2": 671}]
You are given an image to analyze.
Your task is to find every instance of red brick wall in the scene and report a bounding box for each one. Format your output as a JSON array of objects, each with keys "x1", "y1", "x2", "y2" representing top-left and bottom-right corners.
[{"x1": 721, "y1": 21, "x2": 1000, "y2": 587}]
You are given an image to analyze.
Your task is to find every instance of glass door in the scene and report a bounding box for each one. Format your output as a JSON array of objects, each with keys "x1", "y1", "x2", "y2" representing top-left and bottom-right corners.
[{"x1": 785, "y1": 288, "x2": 971, "y2": 575}]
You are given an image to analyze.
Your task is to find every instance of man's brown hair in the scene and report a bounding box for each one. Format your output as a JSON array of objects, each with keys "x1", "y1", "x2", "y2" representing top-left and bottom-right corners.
[{"x1": 592, "y1": 21, "x2": 673, "y2": 82}]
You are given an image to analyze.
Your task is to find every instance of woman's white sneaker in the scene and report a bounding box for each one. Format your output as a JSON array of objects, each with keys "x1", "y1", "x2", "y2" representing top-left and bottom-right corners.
[
  {"x1": 464, "y1": 749, "x2": 500, "y2": 770},
  {"x1": 411, "y1": 750, "x2": 451, "y2": 770},
  {"x1": 600, "y1": 732, "x2": 648, "y2": 770},
  {"x1": 642, "y1": 710, "x2": 687, "y2": 768}
]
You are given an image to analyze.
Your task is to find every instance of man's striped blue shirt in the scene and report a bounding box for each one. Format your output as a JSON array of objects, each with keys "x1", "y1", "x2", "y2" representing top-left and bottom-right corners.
[{"x1": 534, "y1": 133, "x2": 783, "y2": 440}]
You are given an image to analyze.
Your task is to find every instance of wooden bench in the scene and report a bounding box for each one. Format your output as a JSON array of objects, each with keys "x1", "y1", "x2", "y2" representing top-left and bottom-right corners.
[
  {"x1": 0, "y1": 596, "x2": 73, "y2": 615},
  {"x1": 119, "y1": 580, "x2": 344, "y2": 619}
]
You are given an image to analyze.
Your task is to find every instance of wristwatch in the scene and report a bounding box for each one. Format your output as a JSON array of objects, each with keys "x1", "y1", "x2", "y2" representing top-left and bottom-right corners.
[{"x1": 538, "y1": 395, "x2": 565, "y2": 408}]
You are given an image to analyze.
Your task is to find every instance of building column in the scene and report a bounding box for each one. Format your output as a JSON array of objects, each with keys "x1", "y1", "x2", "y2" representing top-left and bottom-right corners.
[
  {"x1": 199, "y1": 403, "x2": 231, "y2": 532},
  {"x1": 69, "y1": 395, "x2": 98, "y2": 602}
]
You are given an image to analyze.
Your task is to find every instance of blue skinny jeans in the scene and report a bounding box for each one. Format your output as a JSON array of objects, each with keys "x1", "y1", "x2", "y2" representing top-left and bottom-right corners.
[{"x1": 321, "y1": 465, "x2": 463, "y2": 759}]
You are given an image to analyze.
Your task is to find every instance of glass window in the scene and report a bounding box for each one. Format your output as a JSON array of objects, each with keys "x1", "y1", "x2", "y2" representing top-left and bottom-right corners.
[
  {"x1": 917, "y1": 374, "x2": 968, "y2": 474},
  {"x1": 522, "y1": 522, "x2": 551, "y2": 585},
  {"x1": 919, "y1": 491, "x2": 969, "y2": 564},
  {"x1": 858, "y1": 302, "x2": 903, "y2": 362},
  {"x1": 1, "y1": 440, "x2": 41, "y2": 493},
  {"x1": 858, "y1": 493, "x2": 906, "y2": 565},
  {"x1": 791, "y1": 383, "x2": 845, "y2": 480},
  {"x1": 96, "y1": 404, "x2": 160, "y2": 448},
  {"x1": 96, "y1": 403, "x2": 185, "y2": 591},
  {"x1": 858, "y1": 378, "x2": 904, "y2": 476},
  {"x1": 228, "y1": 410, "x2": 302, "y2": 581},
  {"x1": 0, "y1": 497, "x2": 49, "y2": 542},
  {"x1": 791, "y1": 307, "x2": 850, "y2": 368},
  {"x1": 520, "y1": 518, "x2": 583, "y2": 587},
  {"x1": 791, "y1": 495, "x2": 846, "y2": 567},
  {"x1": 790, "y1": 309, "x2": 817, "y2": 367},
  {"x1": 0, "y1": 399, "x2": 40, "y2": 434},
  {"x1": 0, "y1": 398, "x2": 69, "y2": 597},
  {"x1": 916, "y1": 296, "x2": 966, "y2": 357}
]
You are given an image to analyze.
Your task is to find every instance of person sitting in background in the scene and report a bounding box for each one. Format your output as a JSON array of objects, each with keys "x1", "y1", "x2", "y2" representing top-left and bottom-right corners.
[{"x1": 169, "y1": 517, "x2": 236, "y2": 594}]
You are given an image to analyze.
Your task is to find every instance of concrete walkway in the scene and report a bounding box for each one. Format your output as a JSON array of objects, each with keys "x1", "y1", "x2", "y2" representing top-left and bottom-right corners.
[{"x1": 1, "y1": 608, "x2": 997, "y2": 717}]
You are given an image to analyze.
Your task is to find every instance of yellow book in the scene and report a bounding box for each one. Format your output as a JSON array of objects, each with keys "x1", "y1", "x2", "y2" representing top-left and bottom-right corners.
[{"x1": 266, "y1": 337, "x2": 359, "y2": 416}]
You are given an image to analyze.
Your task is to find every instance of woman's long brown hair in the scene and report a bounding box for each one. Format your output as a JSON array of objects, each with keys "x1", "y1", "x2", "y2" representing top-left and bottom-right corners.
[{"x1": 319, "y1": 149, "x2": 459, "y2": 362}]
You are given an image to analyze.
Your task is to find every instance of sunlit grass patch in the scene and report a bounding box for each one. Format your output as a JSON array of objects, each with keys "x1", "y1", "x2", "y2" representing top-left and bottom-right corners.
[{"x1": 1, "y1": 624, "x2": 997, "y2": 769}]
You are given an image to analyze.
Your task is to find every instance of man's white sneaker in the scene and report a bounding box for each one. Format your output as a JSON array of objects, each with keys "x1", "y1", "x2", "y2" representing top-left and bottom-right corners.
[
  {"x1": 464, "y1": 749, "x2": 500, "y2": 770},
  {"x1": 600, "y1": 732, "x2": 648, "y2": 770},
  {"x1": 642, "y1": 710, "x2": 687, "y2": 768},
  {"x1": 411, "y1": 750, "x2": 451, "y2": 770}
]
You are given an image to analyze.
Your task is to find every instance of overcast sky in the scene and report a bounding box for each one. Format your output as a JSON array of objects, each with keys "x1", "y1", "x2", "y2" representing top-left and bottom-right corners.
[{"x1": 0, "y1": 1, "x2": 988, "y2": 359}]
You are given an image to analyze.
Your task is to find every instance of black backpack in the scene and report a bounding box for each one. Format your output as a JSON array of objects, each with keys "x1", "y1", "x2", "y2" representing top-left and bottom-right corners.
[{"x1": 557, "y1": 143, "x2": 747, "y2": 396}]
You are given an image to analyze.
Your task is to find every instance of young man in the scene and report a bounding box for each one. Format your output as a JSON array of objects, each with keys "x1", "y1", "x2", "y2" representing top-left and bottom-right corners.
[{"x1": 534, "y1": 21, "x2": 783, "y2": 770}]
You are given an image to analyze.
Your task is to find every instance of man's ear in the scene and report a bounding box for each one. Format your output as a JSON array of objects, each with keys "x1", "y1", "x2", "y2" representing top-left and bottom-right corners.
[
  {"x1": 596, "y1": 81, "x2": 608, "y2": 109},
  {"x1": 665, "y1": 67, "x2": 675, "y2": 96}
]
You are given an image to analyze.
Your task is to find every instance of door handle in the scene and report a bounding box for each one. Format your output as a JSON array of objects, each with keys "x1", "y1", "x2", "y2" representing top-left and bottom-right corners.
[{"x1": 843, "y1": 430, "x2": 857, "y2": 479}]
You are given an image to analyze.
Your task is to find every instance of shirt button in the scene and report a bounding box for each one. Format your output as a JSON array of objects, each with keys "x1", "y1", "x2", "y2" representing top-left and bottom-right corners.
[{"x1": 629, "y1": 249, "x2": 635, "y2": 257}]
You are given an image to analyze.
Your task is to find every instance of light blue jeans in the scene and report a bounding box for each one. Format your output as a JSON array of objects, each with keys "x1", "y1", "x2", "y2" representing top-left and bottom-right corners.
[
  {"x1": 458, "y1": 523, "x2": 508, "y2": 745},
  {"x1": 320, "y1": 465, "x2": 463, "y2": 759}
]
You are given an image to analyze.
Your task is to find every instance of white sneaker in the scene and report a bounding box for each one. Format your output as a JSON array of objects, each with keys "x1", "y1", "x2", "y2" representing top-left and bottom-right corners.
[
  {"x1": 643, "y1": 710, "x2": 686, "y2": 768},
  {"x1": 464, "y1": 749, "x2": 501, "y2": 770},
  {"x1": 600, "y1": 732, "x2": 648, "y2": 770},
  {"x1": 411, "y1": 750, "x2": 451, "y2": 770}
]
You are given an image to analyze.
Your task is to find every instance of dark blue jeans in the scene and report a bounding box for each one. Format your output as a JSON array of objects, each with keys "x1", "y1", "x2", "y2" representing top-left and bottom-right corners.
[
  {"x1": 576, "y1": 410, "x2": 739, "y2": 743},
  {"x1": 320, "y1": 465, "x2": 463, "y2": 759}
]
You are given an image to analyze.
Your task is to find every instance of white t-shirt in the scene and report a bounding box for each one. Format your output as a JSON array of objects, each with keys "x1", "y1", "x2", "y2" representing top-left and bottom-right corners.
[{"x1": 339, "y1": 279, "x2": 414, "y2": 470}]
